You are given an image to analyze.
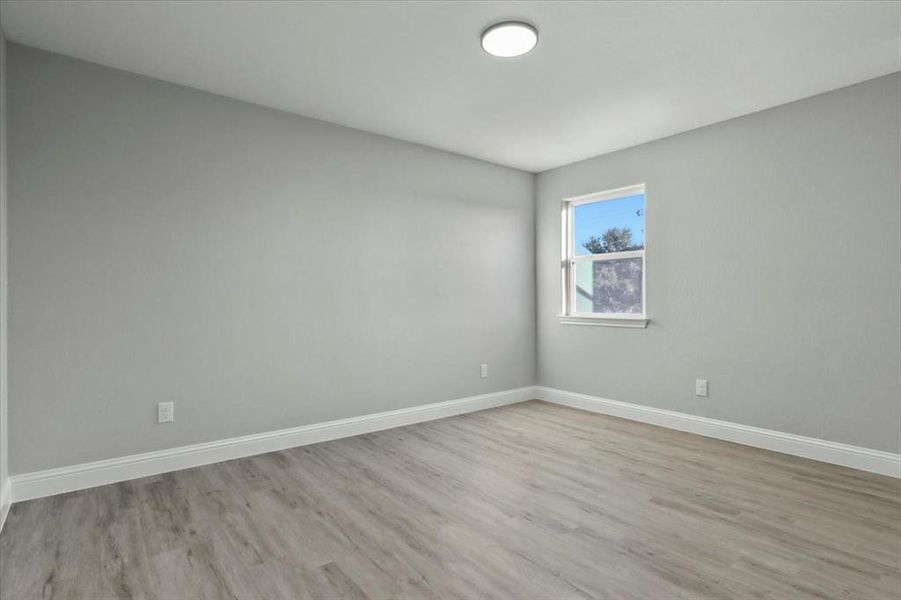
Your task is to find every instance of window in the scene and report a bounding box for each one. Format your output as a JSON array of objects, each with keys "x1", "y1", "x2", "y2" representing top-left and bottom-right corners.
[{"x1": 560, "y1": 184, "x2": 647, "y2": 328}]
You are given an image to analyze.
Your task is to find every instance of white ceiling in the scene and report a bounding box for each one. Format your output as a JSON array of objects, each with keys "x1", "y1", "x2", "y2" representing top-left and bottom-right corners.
[{"x1": 2, "y1": 1, "x2": 899, "y2": 172}]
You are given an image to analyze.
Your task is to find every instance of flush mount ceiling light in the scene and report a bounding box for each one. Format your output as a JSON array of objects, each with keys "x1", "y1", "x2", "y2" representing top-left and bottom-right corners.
[{"x1": 480, "y1": 21, "x2": 538, "y2": 58}]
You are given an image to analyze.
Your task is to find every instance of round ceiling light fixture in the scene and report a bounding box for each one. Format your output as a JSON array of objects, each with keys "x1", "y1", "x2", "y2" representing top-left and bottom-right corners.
[{"x1": 480, "y1": 21, "x2": 538, "y2": 58}]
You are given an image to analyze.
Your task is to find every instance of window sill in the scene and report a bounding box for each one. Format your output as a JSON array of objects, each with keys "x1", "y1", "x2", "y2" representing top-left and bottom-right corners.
[{"x1": 558, "y1": 315, "x2": 649, "y2": 329}]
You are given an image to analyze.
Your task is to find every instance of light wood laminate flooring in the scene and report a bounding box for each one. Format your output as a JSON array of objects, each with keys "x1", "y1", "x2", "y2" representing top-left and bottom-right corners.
[{"x1": 1, "y1": 400, "x2": 899, "y2": 599}]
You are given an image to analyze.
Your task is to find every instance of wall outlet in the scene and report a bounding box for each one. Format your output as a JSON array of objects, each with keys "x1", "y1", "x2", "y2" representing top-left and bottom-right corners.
[
  {"x1": 480, "y1": 364, "x2": 488, "y2": 378},
  {"x1": 695, "y1": 379, "x2": 709, "y2": 397},
  {"x1": 158, "y1": 401, "x2": 174, "y2": 423}
]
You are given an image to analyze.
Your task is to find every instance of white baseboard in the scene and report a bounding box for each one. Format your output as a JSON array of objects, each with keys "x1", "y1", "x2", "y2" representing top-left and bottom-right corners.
[
  {"x1": 535, "y1": 386, "x2": 901, "y2": 478},
  {"x1": 8, "y1": 384, "x2": 898, "y2": 505},
  {"x1": 10, "y1": 387, "x2": 534, "y2": 503},
  {"x1": 0, "y1": 478, "x2": 10, "y2": 532}
]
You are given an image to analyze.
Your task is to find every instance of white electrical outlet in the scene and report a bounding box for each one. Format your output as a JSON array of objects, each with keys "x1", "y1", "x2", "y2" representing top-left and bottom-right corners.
[
  {"x1": 695, "y1": 379, "x2": 709, "y2": 397},
  {"x1": 158, "y1": 401, "x2": 174, "y2": 423},
  {"x1": 480, "y1": 364, "x2": 488, "y2": 378}
]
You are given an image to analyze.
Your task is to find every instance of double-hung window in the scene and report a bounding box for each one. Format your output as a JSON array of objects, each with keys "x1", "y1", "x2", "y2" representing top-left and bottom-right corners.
[{"x1": 561, "y1": 183, "x2": 647, "y2": 328}]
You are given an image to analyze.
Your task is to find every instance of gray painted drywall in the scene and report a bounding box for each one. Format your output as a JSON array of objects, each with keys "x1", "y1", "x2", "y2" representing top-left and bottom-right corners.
[
  {"x1": 6, "y1": 44, "x2": 535, "y2": 474},
  {"x1": 4, "y1": 42, "x2": 899, "y2": 478},
  {"x1": 0, "y1": 28, "x2": 10, "y2": 510},
  {"x1": 536, "y1": 73, "x2": 901, "y2": 454}
]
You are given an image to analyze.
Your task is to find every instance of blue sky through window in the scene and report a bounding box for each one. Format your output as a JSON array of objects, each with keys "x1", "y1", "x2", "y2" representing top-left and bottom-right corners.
[{"x1": 573, "y1": 193, "x2": 645, "y2": 256}]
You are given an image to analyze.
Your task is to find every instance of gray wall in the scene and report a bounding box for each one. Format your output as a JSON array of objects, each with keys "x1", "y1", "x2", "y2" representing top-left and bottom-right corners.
[
  {"x1": 7, "y1": 45, "x2": 535, "y2": 474},
  {"x1": 0, "y1": 28, "x2": 10, "y2": 511},
  {"x1": 5, "y1": 43, "x2": 899, "y2": 478},
  {"x1": 537, "y1": 73, "x2": 901, "y2": 453}
]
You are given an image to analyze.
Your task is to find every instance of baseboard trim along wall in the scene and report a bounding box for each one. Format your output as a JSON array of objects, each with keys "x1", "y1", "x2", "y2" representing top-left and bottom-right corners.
[
  {"x1": 9, "y1": 387, "x2": 535, "y2": 503},
  {"x1": 534, "y1": 386, "x2": 901, "y2": 478},
  {"x1": 7, "y1": 384, "x2": 899, "y2": 506},
  {"x1": 0, "y1": 479, "x2": 10, "y2": 532}
]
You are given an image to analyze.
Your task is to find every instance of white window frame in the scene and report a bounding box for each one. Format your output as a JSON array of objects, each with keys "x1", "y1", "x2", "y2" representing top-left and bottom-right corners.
[{"x1": 560, "y1": 183, "x2": 648, "y2": 329}]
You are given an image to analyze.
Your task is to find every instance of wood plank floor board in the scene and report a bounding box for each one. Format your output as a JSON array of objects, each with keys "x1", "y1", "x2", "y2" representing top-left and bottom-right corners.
[{"x1": 1, "y1": 401, "x2": 899, "y2": 599}]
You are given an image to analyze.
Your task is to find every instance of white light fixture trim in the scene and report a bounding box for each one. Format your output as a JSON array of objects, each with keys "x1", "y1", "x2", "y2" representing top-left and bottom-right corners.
[{"x1": 481, "y1": 21, "x2": 538, "y2": 58}]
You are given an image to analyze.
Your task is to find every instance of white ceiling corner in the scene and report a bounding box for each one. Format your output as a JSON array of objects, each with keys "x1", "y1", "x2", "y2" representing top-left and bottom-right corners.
[{"x1": 2, "y1": 0, "x2": 899, "y2": 172}]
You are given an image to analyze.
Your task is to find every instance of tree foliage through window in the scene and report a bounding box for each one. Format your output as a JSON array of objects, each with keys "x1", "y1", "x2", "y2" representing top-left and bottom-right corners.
[
  {"x1": 581, "y1": 227, "x2": 643, "y2": 254},
  {"x1": 578, "y1": 226, "x2": 643, "y2": 313}
]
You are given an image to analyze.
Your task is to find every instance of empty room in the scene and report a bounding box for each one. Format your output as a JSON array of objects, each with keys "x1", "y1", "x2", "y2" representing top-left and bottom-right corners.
[{"x1": 0, "y1": 1, "x2": 899, "y2": 598}]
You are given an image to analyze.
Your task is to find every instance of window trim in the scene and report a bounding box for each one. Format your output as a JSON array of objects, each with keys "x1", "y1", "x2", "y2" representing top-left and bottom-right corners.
[{"x1": 559, "y1": 183, "x2": 649, "y2": 328}]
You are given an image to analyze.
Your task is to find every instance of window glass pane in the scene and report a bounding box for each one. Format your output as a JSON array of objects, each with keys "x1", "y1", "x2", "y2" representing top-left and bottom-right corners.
[
  {"x1": 574, "y1": 258, "x2": 643, "y2": 314},
  {"x1": 573, "y1": 193, "x2": 644, "y2": 257}
]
